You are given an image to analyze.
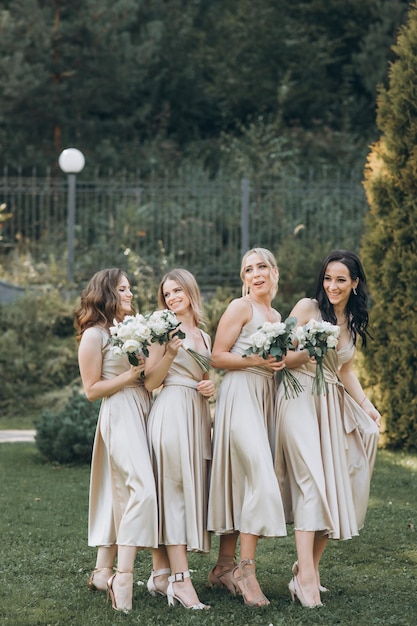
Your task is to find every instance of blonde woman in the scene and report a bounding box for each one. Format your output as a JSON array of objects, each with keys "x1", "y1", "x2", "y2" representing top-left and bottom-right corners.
[
  {"x1": 207, "y1": 248, "x2": 287, "y2": 608},
  {"x1": 145, "y1": 269, "x2": 215, "y2": 610}
]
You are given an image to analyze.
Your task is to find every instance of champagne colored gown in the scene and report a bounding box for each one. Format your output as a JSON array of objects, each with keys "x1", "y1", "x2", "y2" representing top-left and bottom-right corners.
[
  {"x1": 147, "y1": 331, "x2": 212, "y2": 553},
  {"x1": 208, "y1": 301, "x2": 287, "y2": 537},
  {"x1": 88, "y1": 326, "x2": 158, "y2": 548},
  {"x1": 274, "y1": 336, "x2": 379, "y2": 539}
]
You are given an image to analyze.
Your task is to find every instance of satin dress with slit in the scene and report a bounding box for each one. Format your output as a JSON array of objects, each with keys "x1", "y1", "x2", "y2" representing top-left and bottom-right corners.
[
  {"x1": 147, "y1": 331, "x2": 212, "y2": 553},
  {"x1": 208, "y1": 301, "x2": 287, "y2": 538},
  {"x1": 274, "y1": 332, "x2": 379, "y2": 540},
  {"x1": 88, "y1": 326, "x2": 158, "y2": 548}
]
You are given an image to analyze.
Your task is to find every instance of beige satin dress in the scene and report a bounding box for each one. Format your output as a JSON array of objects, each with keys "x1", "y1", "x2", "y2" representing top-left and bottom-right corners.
[
  {"x1": 88, "y1": 327, "x2": 158, "y2": 548},
  {"x1": 274, "y1": 337, "x2": 379, "y2": 540},
  {"x1": 147, "y1": 331, "x2": 212, "y2": 553},
  {"x1": 207, "y1": 302, "x2": 287, "y2": 538}
]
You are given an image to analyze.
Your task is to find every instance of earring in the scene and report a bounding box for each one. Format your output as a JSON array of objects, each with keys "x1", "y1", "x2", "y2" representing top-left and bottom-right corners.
[{"x1": 353, "y1": 287, "x2": 357, "y2": 296}]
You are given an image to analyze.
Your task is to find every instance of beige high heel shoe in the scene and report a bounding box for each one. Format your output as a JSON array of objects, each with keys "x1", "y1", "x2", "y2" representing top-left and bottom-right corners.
[
  {"x1": 87, "y1": 567, "x2": 113, "y2": 592},
  {"x1": 207, "y1": 555, "x2": 237, "y2": 595},
  {"x1": 288, "y1": 575, "x2": 323, "y2": 609},
  {"x1": 166, "y1": 571, "x2": 210, "y2": 610},
  {"x1": 147, "y1": 568, "x2": 171, "y2": 597},
  {"x1": 107, "y1": 570, "x2": 134, "y2": 614},
  {"x1": 231, "y1": 559, "x2": 270, "y2": 608},
  {"x1": 292, "y1": 561, "x2": 329, "y2": 592}
]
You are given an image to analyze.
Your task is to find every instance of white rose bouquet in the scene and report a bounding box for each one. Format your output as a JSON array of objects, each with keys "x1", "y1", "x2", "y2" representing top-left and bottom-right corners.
[
  {"x1": 243, "y1": 317, "x2": 304, "y2": 399},
  {"x1": 146, "y1": 309, "x2": 186, "y2": 344},
  {"x1": 146, "y1": 309, "x2": 211, "y2": 372},
  {"x1": 109, "y1": 314, "x2": 151, "y2": 365},
  {"x1": 294, "y1": 319, "x2": 340, "y2": 395}
]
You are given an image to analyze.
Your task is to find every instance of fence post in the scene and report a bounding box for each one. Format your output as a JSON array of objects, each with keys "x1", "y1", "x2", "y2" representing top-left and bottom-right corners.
[{"x1": 241, "y1": 177, "x2": 250, "y2": 256}]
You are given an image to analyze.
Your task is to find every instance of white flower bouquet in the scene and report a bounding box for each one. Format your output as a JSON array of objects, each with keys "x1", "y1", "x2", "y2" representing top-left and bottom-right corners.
[
  {"x1": 146, "y1": 309, "x2": 211, "y2": 372},
  {"x1": 294, "y1": 319, "x2": 340, "y2": 395},
  {"x1": 109, "y1": 314, "x2": 151, "y2": 365},
  {"x1": 146, "y1": 309, "x2": 186, "y2": 344},
  {"x1": 243, "y1": 317, "x2": 304, "y2": 398}
]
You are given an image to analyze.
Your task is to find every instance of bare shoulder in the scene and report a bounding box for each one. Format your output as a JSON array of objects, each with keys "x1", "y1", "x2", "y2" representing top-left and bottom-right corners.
[
  {"x1": 80, "y1": 325, "x2": 108, "y2": 347},
  {"x1": 225, "y1": 297, "x2": 252, "y2": 315},
  {"x1": 290, "y1": 298, "x2": 319, "y2": 325},
  {"x1": 220, "y1": 297, "x2": 252, "y2": 325},
  {"x1": 82, "y1": 325, "x2": 107, "y2": 339}
]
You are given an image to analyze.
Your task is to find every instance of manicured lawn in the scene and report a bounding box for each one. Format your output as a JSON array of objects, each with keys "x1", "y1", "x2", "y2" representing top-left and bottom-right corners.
[{"x1": 0, "y1": 443, "x2": 416, "y2": 625}]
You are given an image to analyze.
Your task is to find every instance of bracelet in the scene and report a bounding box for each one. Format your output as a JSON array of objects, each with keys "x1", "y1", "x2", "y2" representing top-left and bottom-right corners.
[{"x1": 359, "y1": 394, "x2": 367, "y2": 408}]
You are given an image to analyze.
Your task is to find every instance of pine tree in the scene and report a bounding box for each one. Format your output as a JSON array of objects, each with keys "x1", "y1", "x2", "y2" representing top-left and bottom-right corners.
[
  {"x1": 0, "y1": 0, "x2": 158, "y2": 170},
  {"x1": 362, "y1": 2, "x2": 417, "y2": 450}
]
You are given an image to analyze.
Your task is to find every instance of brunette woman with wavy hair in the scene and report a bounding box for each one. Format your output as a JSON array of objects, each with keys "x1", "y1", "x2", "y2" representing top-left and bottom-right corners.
[{"x1": 75, "y1": 268, "x2": 157, "y2": 614}]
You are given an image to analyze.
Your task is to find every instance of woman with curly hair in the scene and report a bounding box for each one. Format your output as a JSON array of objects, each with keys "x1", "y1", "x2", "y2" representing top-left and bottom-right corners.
[{"x1": 75, "y1": 268, "x2": 157, "y2": 614}]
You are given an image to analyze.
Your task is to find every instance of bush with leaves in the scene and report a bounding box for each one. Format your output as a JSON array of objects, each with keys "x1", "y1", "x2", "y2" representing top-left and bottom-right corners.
[
  {"x1": 0, "y1": 288, "x2": 79, "y2": 418},
  {"x1": 362, "y1": 4, "x2": 417, "y2": 451},
  {"x1": 35, "y1": 389, "x2": 99, "y2": 465}
]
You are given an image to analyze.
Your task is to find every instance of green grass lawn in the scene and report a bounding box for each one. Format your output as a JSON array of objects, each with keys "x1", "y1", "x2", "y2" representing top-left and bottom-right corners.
[{"x1": 0, "y1": 443, "x2": 416, "y2": 626}]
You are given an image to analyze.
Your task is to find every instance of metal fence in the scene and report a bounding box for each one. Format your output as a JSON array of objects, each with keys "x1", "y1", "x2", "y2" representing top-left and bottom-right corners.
[{"x1": 0, "y1": 170, "x2": 367, "y2": 288}]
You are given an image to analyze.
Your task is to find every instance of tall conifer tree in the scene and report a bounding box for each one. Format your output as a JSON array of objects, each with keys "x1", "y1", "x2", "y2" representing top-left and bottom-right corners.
[{"x1": 362, "y1": 2, "x2": 417, "y2": 450}]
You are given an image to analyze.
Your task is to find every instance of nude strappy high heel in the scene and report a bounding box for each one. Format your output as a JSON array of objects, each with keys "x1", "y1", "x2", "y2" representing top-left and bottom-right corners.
[
  {"x1": 147, "y1": 568, "x2": 171, "y2": 597},
  {"x1": 107, "y1": 570, "x2": 134, "y2": 614},
  {"x1": 166, "y1": 571, "x2": 210, "y2": 610},
  {"x1": 231, "y1": 559, "x2": 270, "y2": 608},
  {"x1": 292, "y1": 561, "x2": 329, "y2": 593},
  {"x1": 207, "y1": 555, "x2": 237, "y2": 595},
  {"x1": 288, "y1": 575, "x2": 323, "y2": 609},
  {"x1": 87, "y1": 567, "x2": 113, "y2": 592}
]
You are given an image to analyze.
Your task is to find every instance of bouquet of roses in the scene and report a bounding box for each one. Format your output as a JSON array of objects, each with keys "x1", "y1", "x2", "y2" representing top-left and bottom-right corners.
[
  {"x1": 146, "y1": 309, "x2": 185, "y2": 344},
  {"x1": 243, "y1": 317, "x2": 304, "y2": 399},
  {"x1": 294, "y1": 319, "x2": 340, "y2": 395},
  {"x1": 109, "y1": 313, "x2": 151, "y2": 365},
  {"x1": 146, "y1": 309, "x2": 211, "y2": 372}
]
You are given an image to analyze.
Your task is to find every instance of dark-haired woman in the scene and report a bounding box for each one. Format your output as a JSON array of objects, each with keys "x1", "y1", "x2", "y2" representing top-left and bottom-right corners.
[
  {"x1": 75, "y1": 269, "x2": 158, "y2": 614},
  {"x1": 274, "y1": 250, "x2": 380, "y2": 608}
]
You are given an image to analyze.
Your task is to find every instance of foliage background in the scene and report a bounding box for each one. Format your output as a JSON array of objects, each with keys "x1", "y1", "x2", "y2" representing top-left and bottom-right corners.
[
  {"x1": 0, "y1": 0, "x2": 411, "y2": 174},
  {"x1": 1, "y1": 1, "x2": 417, "y2": 449},
  {"x1": 362, "y1": 3, "x2": 417, "y2": 450}
]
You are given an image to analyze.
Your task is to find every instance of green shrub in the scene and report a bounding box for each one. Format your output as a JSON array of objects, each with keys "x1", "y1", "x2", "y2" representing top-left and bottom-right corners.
[
  {"x1": 361, "y1": 5, "x2": 417, "y2": 451},
  {"x1": 0, "y1": 289, "x2": 79, "y2": 418},
  {"x1": 35, "y1": 389, "x2": 100, "y2": 464}
]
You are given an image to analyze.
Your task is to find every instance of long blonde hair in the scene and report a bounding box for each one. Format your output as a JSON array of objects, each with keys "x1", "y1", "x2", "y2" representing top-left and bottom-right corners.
[
  {"x1": 158, "y1": 268, "x2": 205, "y2": 327},
  {"x1": 240, "y1": 248, "x2": 279, "y2": 298}
]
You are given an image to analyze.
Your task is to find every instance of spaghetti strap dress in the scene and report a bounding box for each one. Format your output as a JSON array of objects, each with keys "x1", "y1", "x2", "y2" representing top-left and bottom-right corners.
[
  {"x1": 88, "y1": 326, "x2": 158, "y2": 548},
  {"x1": 147, "y1": 331, "x2": 212, "y2": 553},
  {"x1": 274, "y1": 334, "x2": 379, "y2": 540},
  {"x1": 207, "y1": 301, "x2": 287, "y2": 537}
]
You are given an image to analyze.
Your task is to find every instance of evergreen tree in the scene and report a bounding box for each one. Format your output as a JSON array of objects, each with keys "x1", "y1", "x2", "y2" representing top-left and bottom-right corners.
[
  {"x1": 362, "y1": 2, "x2": 417, "y2": 450},
  {"x1": 0, "y1": 0, "x2": 158, "y2": 170},
  {"x1": 0, "y1": 0, "x2": 411, "y2": 172}
]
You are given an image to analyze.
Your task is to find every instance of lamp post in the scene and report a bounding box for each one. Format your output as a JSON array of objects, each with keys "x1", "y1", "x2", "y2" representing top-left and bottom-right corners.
[{"x1": 58, "y1": 148, "x2": 85, "y2": 283}]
